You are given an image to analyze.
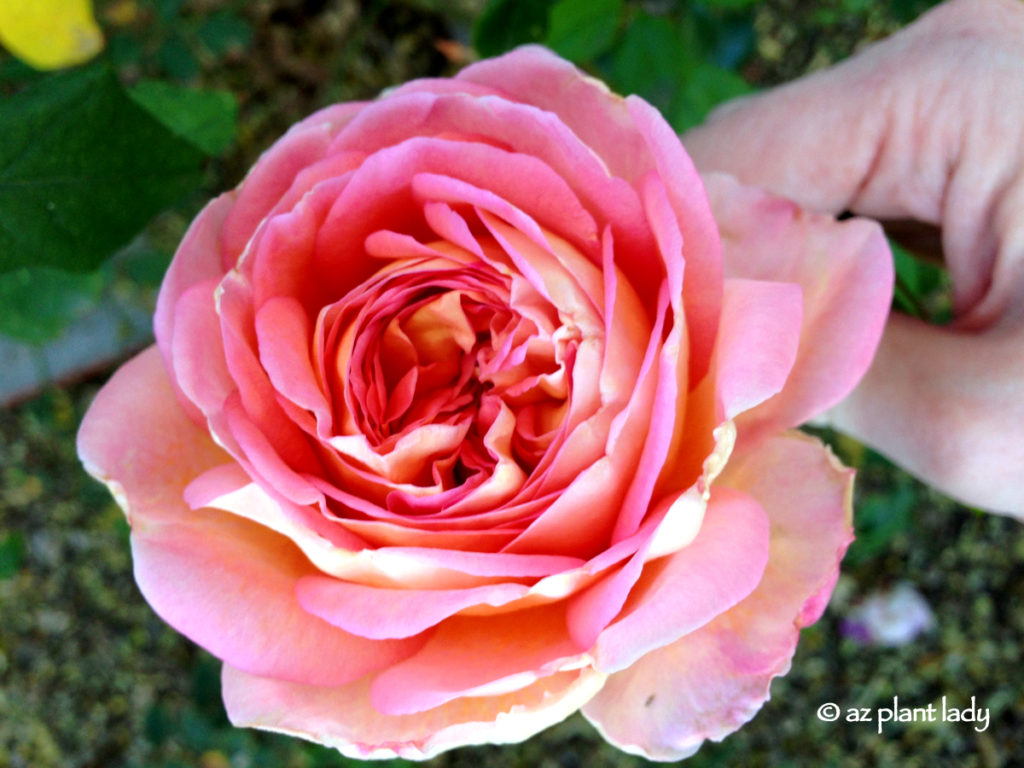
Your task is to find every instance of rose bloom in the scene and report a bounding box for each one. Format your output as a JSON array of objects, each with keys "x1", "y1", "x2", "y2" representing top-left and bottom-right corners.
[{"x1": 78, "y1": 47, "x2": 891, "y2": 760}]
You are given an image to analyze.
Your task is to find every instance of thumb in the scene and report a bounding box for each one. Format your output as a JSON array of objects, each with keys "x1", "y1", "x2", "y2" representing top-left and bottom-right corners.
[{"x1": 824, "y1": 314, "x2": 1024, "y2": 519}]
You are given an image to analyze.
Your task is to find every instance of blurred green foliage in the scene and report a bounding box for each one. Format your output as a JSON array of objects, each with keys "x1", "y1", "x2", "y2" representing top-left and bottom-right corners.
[
  {"x1": 0, "y1": 65, "x2": 206, "y2": 274},
  {"x1": 129, "y1": 79, "x2": 238, "y2": 156},
  {"x1": 475, "y1": 0, "x2": 757, "y2": 131},
  {"x1": 890, "y1": 238, "x2": 953, "y2": 324},
  {"x1": 0, "y1": 267, "x2": 105, "y2": 344},
  {"x1": 0, "y1": 528, "x2": 25, "y2": 578},
  {"x1": 0, "y1": 1, "x2": 243, "y2": 346}
]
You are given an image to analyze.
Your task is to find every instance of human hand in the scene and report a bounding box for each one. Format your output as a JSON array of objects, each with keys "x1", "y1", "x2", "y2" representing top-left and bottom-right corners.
[{"x1": 683, "y1": 0, "x2": 1024, "y2": 518}]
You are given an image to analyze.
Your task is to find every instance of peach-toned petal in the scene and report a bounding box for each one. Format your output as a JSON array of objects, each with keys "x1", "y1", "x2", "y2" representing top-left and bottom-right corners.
[
  {"x1": 187, "y1": 466, "x2": 585, "y2": 589},
  {"x1": 503, "y1": 458, "x2": 626, "y2": 558},
  {"x1": 255, "y1": 296, "x2": 333, "y2": 436},
  {"x1": 590, "y1": 486, "x2": 770, "y2": 674},
  {"x1": 132, "y1": 504, "x2": 423, "y2": 687},
  {"x1": 369, "y1": 606, "x2": 584, "y2": 715},
  {"x1": 248, "y1": 174, "x2": 353, "y2": 313},
  {"x1": 78, "y1": 347, "x2": 229, "y2": 521},
  {"x1": 582, "y1": 431, "x2": 853, "y2": 760},
  {"x1": 77, "y1": 348, "x2": 421, "y2": 686},
  {"x1": 717, "y1": 431, "x2": 855, "y2": 628},
  {"x1": 312, "y1": 138, "x2": 601, "y2": 301},
  {"x1": 714, "y1": 278, "x2": 803, "y2": 421},
  {"x1": 169, "y1": 279, "x2": 234, "y2": 416},
  {"x1": 295, "y1": 576, "x2": 531, "y2": 639},
  {"x1": 222, "y1": 663, "x2": 607, "y2": 761},
  {"x1": 329, "y1": 88, "x2": 662, "y2": 304},
  {"x1": 705, "y1": 172, "x2": 892, "y2": 439},
  {"x1": 608, "y1": 301, "x2": 685, "y2": 541},
  {"x1": 217, "y1": 275, "x2": 325, "y2": 485},
  {"x1": 565, "y1": 422, "x2": 736, "y2": 651}
]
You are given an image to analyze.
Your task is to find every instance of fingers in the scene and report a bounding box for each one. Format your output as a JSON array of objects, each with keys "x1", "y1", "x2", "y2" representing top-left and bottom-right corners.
[
  {"x1": 824, "y1": 314, "x2": 1024, "y2": 519},
  {"x1": 683, "y1": 55, "x2": 892, "y2": 216},
  {"x1": 684, "y1": 0, "x2": 1024, "y2": 516},
  {"x1": 684, "y1": 0, "x2": 1005, "y2": 219},
  {"x1": 684, "y1": 0, "x2": 1024, "y2": 324}
]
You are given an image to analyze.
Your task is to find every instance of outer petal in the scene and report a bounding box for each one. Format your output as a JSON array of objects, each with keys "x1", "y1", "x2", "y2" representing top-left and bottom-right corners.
[
  {"x1": 222, "y1": 663, "x2": 607, "y2": 761},
  {"x1": 77, "y1": 347, "x2": 423, "y2": 687},
  {"x1": 583, "y1": 431, "x2": 853, "y2": 760},
  {"x1": 457, "y1": 45, "x2": 652, "y2": 182},
  {"x1": 714, "y1": 278, "x2": 803, "y2": 421},
  {"x1": 153, "y1": 193, "x2": 235, "y2": 423},
  {"x1": 221, "y1": 102, "x2": 364, "y2": 263},
  {"x1": 627, "y1": 97, "x2": 723, "y2": 385},
  {"x1": 589, "y1": 486, "x2": 770, "y2": 674},
  {"x1": 295, "y1": 576, "x2": 531, "y2": 640},
  {"x1": 369, "y1": 605, "x2": 583, "y2": 715},
  {"x1": 78, "y1": 346, "x2": 228, "y2": 519},
  {"x1": 705, "y1": 172, "x2": 892, "y2": 441}
]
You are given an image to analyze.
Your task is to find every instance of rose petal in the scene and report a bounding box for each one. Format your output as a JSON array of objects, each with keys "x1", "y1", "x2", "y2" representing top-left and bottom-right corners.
[
  {"x1": 154, "y1": 193, "x2": 235, "y2": 422},
  {"x1": 582, "y1": 431, "x2": 853, "y2": 760},
  {"x1": 458, "y1": 46, "x2": 651, "y2": 182},
  {"x1": 565, "y1": 421, "x2": 735, "y2": 651},
  {"x1": 296, "y1": 577, "x2": 532, "y2": 639},
  {"x1": 627, "y1": 96, "x2": 723, "y2": 384},
  {"x1": 369, "y1": 605, "x2": 584, "y2": 715},
  {"x1": 169, "y1": 278, "x2": 234, "y2": 416},
  {"x1": 187, "y1": 466, "x2": 586, "y2": 589},
  {"x1": 221, "y1": 104, "x2": 363, "y2": 263},
  {"x1": 222, "y1": 663, "x2": 607, "y2": 761},
  {"x1": 705, "y1": 172, "x2": 892, "y2": 440},
  {"x1": 312, "y1": 138, "x2": 601, "y2": 301},
  {"x1": 78, "y1": 347, "x2": 229, "y2": 522},
  {"x1": 590, "y1": 485, "x2": 770, "y2": 673},
  {"x1": 714, "y1": 278, "x2": 803, "y2": 421},
  {"x1": 77, "y1": 348, "x2": 421, "y2": 686},
  {"x1": 255, "y1": 296, "x2": 333, "y2": 436},
  {"x1": 329, "y1": 88, "x2": 663, "y2": 306}
]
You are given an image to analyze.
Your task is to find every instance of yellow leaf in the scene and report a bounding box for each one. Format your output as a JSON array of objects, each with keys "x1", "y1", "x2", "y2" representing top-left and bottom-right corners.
[{"x1": 0, "y1": 0, "x2": 104, "y2": 70}]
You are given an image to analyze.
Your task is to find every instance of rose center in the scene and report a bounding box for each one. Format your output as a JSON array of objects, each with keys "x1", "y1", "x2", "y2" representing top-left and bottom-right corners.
[{"x1": 318, "y1": 255, "x2": 577, "y2": 495}]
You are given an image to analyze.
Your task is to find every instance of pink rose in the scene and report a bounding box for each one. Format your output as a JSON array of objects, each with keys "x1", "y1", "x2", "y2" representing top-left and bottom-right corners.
[{"x1": 78, "y1": 47, "x2": 891, "y2": 760}]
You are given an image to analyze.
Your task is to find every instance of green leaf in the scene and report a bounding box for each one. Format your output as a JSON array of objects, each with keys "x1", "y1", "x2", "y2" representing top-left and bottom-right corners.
[
  {"x1": 673, "y1": 60, "x2": 753, "y2": 131},
  {"x1": 0, "y1": 531, "x2": 26, "y2": 579},
  {"x1": 845, "y1": 475, "x2": 916, "y2": 565},
  {"x1": 607, "y1": 13, "x2": 686, "y2": 112},
  {"x1": 695, "y1": 0, "x2": 759, "y2": 9},
  {"x1": 0, "y1": 65, "x2": 206, "y2": 273},
  {"x1": 889, "y1": 0, "x2": 943, "y2": 23},
  {"x1": 473, "y1": 0, "x2": 552, "y2": 57},
  {"x1": 129, "y1": 80, "x2": 238, "y2": 156},
  {"x1": 121, "y1": 246, "x2": 173, "y2": 287},
  {"x1": 154, "y1": 0, "x2": 185, "y2": 22},
  {"x1": 691, "y1": 3, "x2": 756, "y2": 68},
  {"x1": 197, "y1": 10, "x2": 253, "y2": 57},
  {"x1": 0, "y1": 266, "x2": 104, "y2": 343},
  {"x1": 889, "y1": 237, "x2": 952, "y2": 324},
  {"x1": 156, "y1": 33, "x2": 199, "y2": 81},
  {"x1": 545, "y1": 0, "x2": 623, "y2": 63}
]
